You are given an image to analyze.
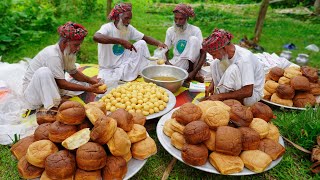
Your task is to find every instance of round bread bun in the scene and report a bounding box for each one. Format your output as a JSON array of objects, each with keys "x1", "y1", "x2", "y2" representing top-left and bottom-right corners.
[
  {"x1": 263, "y1": 89, "x2": 272, "y2": 100},
  {"x1": 26, "y1": 140, "x2": 58, "y2": 168},
  {"x1": 34, "y1": 123, "x2": 51, "y2": 141},
  {"x1": 40, "y1": 171, "x2": 74, "y2": 180},
  {"x1": 171, "y1": 103, "x2": 202, "y2": 125},
  {"x1": 223, "y1": 99, "x2": 242, "y2": 107},
  {"x1": 18, "y1": 156, "x2": 44, "y2": 179},
  {"x1": 183, "y1": 121, "x2": 210, "y2": 144},
  {"x1": 284, "y1": 67, "x2": 302, "y2": 79},
  {"x1": 108, "y1": 108, "x2": 134, "y2": 132},
  {"x1": 250, "y1": 102, "x2": 274, "y2": 122},
  {"x1": 127, "y1": 124, "x2": 147, "y2": 143},
  {"x1": 62, "y1": 128, "x2": 91, "y2": 150},
  {"x1": 291, "y1": 76, "x2": 311, "y2": 91},
  {"x1": 10, "y1": 135, "x2": 36, "y2": 160},
  {"x1": 197, "y1": 100, "x2": 220, "y2": 120},
  {"x1": 293, "y1": 92, "x2": 316, "y2": 108},
  {"x1": 264, "y1": 80, "x2": 279, "y2": 94},
  {"x1": 270, "y1": 93, "x2": 293, "y2": 107},
  {"x1": 163, "y1": 119, "x2": 175, "y2": 137},
  {"x1": 48, "y1": 121, "x2": 78, "y2": 143},
  {"x1": 301, "y1": 66, "x2": 318, "y2": 83},
  {"x1": 75, "y1": 169, "x2": 101, "y2": 180},
  {"x1": 266, "y1": 123, "x2": 280, "y2": 142},
  {"x1": 131, "y1": 112, "x2": 146, "y2": 126},
  {"x1": 259, "y1": 138, "x2": 285, "y2": 160},
  {"x1": 238, "y1": 127, "x2": 260, "y2": 150},
  {"x1": 204, "y1": 130, "x2": 216, "y2": 151},
  {"x1": 171, "y1": 132, "x2": 186, "y2": 150},
  {"x1": 310, "y1": 82, "x2": 320, "y2": 95},
  {"x1": 170, "y1": 118, "x2": 185, "y2": 134},
  {"x1": 203, "y1": 106, "x2": 230, "y2": 129},
  {"x1": 45, "y1": 150, "x2": 76, "y2": 179},
  {"x1": 121, "y1": 151, "x2": 132, "y2": 163},
  {"x1": 56, "y1": 101, "x2": 86, "y2": 125},
  {"x1": 36, "y1": 108, "x2": 57, "y2": 125},
  {"x1": 269, "y1": 67, "x2": 284, "y2": 82},
  {"x1": 107, "y1": 128, "x2": 131, "y2": 156},
  {"x1": 76, "y1": 142, "x2": 107, "y2": 171},
  {"x1": 278, "y1": 76, "x2": 291, "y2": 85},
  {"x1": 215, "y1": 126, "x2": 242, "y2": 156},
  {"x1": 249, "y1": 118, "x2": 269, "y2": 139},
  {"x1": 229, "y1": 104, "x2": 253, "y2": 127},
  {"x1": 90, "y1": 116, "x2": 117, "y2": 145},
  {"x1": 181, "y1": 143, "x2": 208, "y2": 166},
  {"x1": 77, "y1": 118, "x2": 93, "y2": 130},
  {"x1": 86, "y1": 101, "x2": 107, "y2": 114},
  {"x1": 102, "y1": 156, "x2": 127, "y2": 180},
  {"x1": 276, "y1": 84, "x2": 295, "y2": 99},
  {"x1": 131, "y1": 136, "x2": 157, "y2": 160}
]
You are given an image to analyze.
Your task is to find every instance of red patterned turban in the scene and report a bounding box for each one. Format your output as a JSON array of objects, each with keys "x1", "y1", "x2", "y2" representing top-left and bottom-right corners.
[
  {"x1": 108, "y1": 3, "x2": 132, "y2": 20},
  {"x1": 202, "y1": 29, "x2": 234, "y2": 54},
  {"x1": 57, "y1": 22, "x2": 88, "y2": 41},
  {"x1": 173, "y1": 4, "x2": 195, "y2": 18}
]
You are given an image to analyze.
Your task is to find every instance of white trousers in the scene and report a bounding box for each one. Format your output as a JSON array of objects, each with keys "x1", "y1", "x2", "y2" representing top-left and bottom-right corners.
[
  {"x1": 98, "y1": 40, "x2": 151, "y2": 82},
  {"x1": 169, "y1": 36, "x2": 202, "y2": 71},
  {"x1": 210, "y1": 61, "x2": 261, "y2": 106}
]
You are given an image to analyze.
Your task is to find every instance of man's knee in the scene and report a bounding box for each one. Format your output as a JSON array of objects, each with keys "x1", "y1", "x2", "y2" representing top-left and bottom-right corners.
[
  {"x1": 135, "y1": 40, "x2": 147, "y2": 47},
  {"x1": 34, "y1": 67, "x2": 54, "y2": 78}
]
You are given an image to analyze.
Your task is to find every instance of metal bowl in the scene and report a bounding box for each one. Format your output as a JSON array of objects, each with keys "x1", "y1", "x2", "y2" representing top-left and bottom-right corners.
[{"x1": 141, "y1": 65, "x2": 188, "y2": 93}]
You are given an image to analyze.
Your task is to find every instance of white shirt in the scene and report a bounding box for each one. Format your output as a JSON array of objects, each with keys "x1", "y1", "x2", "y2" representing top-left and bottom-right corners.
[
  {"x1": 231, "y1": 45, "x2": 265, "y2": 97},
  {"x1": 165, "y1": 24, "x2": 202, "y2": 59},
  {"x1": 97, "y1": 22, "x2": 144, "y2": 69},
  {"x1": 22, "y1": 44, "x2": 69, "y2": 90}
]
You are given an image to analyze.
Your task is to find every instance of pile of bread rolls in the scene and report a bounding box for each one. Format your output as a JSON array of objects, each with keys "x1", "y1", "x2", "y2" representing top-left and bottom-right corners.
[
  {"x1": 264, "y1": 66, "x2": 320, "y2": 107},
  {"x1": 100, "y1": 81, "x2": 169, "y2": 116},
  {"x1": 163, "y1": 101, "x2": 285, "y2": 175},
  {"x1": 10, "y1": 100, "x2": 157, "y2": 179}
]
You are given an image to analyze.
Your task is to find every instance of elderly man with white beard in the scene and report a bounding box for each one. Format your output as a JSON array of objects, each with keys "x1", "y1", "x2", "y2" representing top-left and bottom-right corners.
[
  {"x1": 93, "y1": 3, "x2": 167, "y2": 82},
  {"x1": 22, "y1": 22, "x2": 106, "y2": 110},
  {"x1": 165, "y1": 4, "x2": 206, "y2": 80},
  {"x1": 202, "y1": 29, "x2": 265, "y2": 106}
]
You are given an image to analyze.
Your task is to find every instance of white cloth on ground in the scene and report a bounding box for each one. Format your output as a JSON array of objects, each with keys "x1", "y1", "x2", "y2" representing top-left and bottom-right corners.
[
  {"x1": 254, "y1": 52, "x2": 294, "y2": 73},
  {"x1": 210, "y1": 45, "x2": 265, "y2": 106},
  {"x1": 165, "y1": 24, "x2": 203, "y2": 70},
  {"x1": 98, "y1": 40, "x2": 151, "y2": 82}
]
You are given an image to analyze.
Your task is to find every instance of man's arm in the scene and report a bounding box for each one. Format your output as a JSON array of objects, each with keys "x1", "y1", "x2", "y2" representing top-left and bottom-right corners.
[
  {"x1": 142, "y1": 35, "x2": 167, "y2": 48},
  {"x1": 70, "y1": 70, "x2": 98, "y2": 85},
  {"x1": 55, "y1": 79, "x2": 105, "y2": 94},
  {"x1": 93, "y1": 32, "x2": 137, "y2": 52},
  {"x1": 187, "y1": 49, "x2": 206, "y2": 81},
  {"x1": 208, "y1": 84, "x2": 254, "y2": 101},
  {"x1": 165, "y1": 51, "x2": 172, "y2": 65}
]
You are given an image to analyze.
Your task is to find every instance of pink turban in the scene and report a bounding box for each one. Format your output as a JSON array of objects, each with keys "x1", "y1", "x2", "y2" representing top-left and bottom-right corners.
[
  {"x1": 57, "y1": 21, "x2": 88, "y2": 41},
  {"x1": 108, "y1": 3, "x2": 132, "y2": 20},
  {"x1": 173, "y1": 4, "x2": 195, "y2": 18},
  {"x1": 202, "y1": 29, "x2": 234, "y2": 54}
]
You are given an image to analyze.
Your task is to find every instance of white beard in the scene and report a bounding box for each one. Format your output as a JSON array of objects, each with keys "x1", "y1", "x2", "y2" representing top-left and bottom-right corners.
[
  {"x1": 173, "y1": 22, "x2": 188, "y2": 34},
  {"x1": 63, "y1": 45, "x2": 77, "y2": 72},
  {"x1": 117, "y1": 18, "x2": 129, "y2": 39},
  {"x1": 219, "y1": 54, "x2": 231, "y2": 73}
]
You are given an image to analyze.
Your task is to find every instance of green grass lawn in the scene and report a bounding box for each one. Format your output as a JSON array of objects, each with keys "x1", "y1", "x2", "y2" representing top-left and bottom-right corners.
[{"x1": 1, "y1": 0, "x2": 320, "y2": 179}]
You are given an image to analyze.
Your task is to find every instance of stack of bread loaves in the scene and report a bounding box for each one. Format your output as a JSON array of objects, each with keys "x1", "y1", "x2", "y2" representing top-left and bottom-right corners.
[
  {"x1": 264, "y1": 66, "x2": 320, "y2": 108},
  {"x1": 163, "y1": 101, "x2": 285, "y2": 175},
  {"x1": 10, "y1": 100, "x2": 157, "y2": 179}
]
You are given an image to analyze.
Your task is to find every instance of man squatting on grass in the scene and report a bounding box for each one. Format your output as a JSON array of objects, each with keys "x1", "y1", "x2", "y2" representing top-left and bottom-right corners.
[
  {"x1": 165, "y1": 4, "x2": 207, "y2": 81},
  {"x1": 22, "y1": 22, "x2": 106, "y2": 110},
  {"x1": 93, "y1": 3, "x2": 167, "y2": 82},
  {"x1": 202, "y1": 29, "x2": 265, "y2": 106}
]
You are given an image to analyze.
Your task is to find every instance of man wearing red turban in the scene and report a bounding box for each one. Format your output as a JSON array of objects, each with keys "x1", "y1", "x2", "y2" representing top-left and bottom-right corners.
[
  {"x1": 22, "y1": 22, "x2": 106, "y2": 110},
  {"x1": 93, "y1": 3, "x2": 167, "y2": 82},
  {"x1": 164, "y1": 4, "x2": 206, "y2": 81},
  {"x1": 202, "y1": 29, "x2": 265, "y2": 106}
]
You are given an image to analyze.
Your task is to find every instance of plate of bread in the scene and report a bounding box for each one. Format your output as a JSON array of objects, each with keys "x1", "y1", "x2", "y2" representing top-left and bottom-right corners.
[
  {"x1": 99, "y1": 81, "x2": 176, "y2": 120},
  {"x1": 157, "y1": 101, "x2": 285, "y2": 175},
  {"x1": 263, "y1": 66, "x2": 320, "y2": 110}
]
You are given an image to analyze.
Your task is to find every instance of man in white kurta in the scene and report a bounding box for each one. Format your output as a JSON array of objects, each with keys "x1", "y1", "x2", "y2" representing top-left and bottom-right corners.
[
  {"x1": 165, "y1": 4, "x2": 206, "y2": 80},
  {"x1": 94, "y1": 3, "x2": 166, "y2": 82},
  {"x1": 202, "y1": 29, "x2": 265, "y2": 106},
  {"x1": 22, "y1": 22, "x2": 106, "y2": 110}
]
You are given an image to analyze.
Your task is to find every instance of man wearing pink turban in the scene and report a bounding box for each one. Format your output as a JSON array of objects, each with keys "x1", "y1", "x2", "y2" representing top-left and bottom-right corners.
[
  {"x1": 202, "y1": 29, "x2": 265, "y2": 106},
  {"x1": 93, "y1": 3, "x2": 167, "y2": 82},
  {"x1": 164, "y1": 4, "x2": 206, "y2": 80},
  {"x1": 22, "y1": 22, "x2": 106, "y2": 110}
]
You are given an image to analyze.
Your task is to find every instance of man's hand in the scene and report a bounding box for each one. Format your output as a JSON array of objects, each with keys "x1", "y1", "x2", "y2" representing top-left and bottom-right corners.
[
  {"x1": 207, "y1": 94, "x2": 223, "y2": 101},
  {"x1": 186, "y1": 71, "x2": 196, "y2": 81},
  {"x1": 89, "y1": 83, "x2": 107, "y2": 94},
  {"x1": 205, "y1": 81, "x2": 215, "y2": 97},
  {"x1": 122, "y1": 41, "x2": 137, "y2": 52}
]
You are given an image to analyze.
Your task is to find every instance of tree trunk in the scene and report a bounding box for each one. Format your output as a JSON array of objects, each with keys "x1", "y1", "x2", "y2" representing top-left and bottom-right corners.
[
  {"x1": 315, "y1": 0, "x2": 320, "y2": 15},
  {"x1": 253, "y1": 0, "x2": 270, "y2": 43},
  {"x1": 106, "y1": 0, "x2": 112, "y2": 21}
]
